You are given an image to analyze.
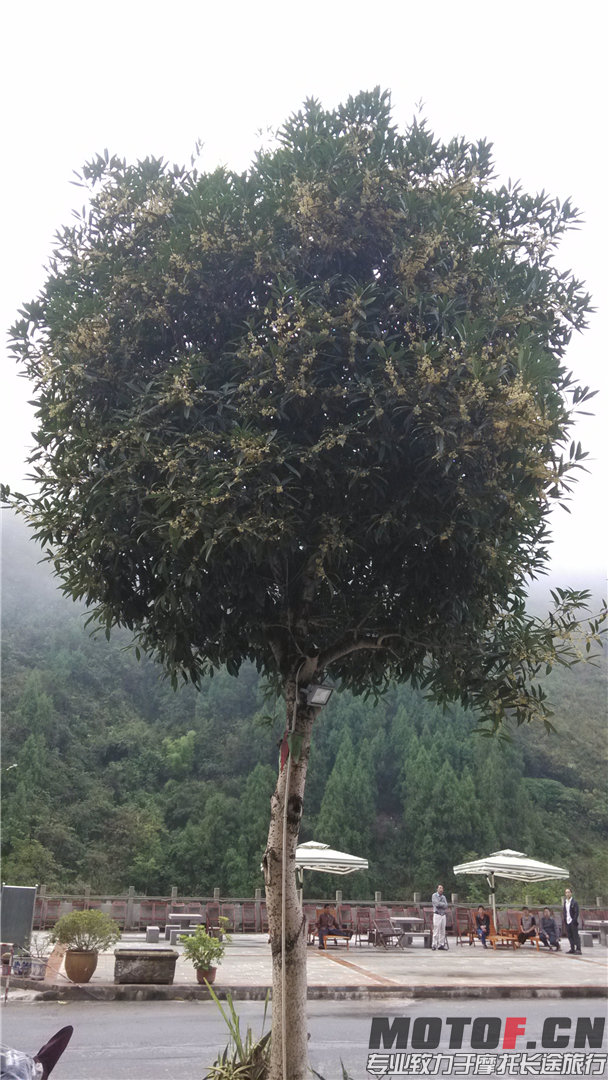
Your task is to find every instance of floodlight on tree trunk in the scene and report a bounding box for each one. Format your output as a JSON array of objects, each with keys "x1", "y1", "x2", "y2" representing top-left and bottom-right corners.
[{"x1": 303, "y1": 684, "x2": 334, "y2": 708}]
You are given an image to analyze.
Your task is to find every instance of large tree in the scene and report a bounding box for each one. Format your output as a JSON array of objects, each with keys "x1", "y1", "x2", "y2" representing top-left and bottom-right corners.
[{"x1": 6, "y1": 90, "x2": 604, "y2": 1078}]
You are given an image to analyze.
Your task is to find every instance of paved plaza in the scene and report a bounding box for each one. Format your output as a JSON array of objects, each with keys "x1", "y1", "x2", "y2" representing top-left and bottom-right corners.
[{"x1": 6, "y1": 932, "x2": 608, "y2": 1001}]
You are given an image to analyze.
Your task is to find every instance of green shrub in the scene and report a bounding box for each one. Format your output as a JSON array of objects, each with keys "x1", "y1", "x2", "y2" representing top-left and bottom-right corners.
[{"x1": 50, "y1": 909, "x2": 121, "y2": 952}]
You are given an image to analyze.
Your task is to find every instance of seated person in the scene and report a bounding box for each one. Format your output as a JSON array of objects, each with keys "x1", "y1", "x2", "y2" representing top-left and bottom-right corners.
[
  {"x1": 475, "y1": 905, "x2": 490, "y2": 948},
  {"x1": 539, "y1": 907, "x2": 560, "y2": 951},
  {"x1": 518, "y1": 907, "x2": 538, "y2": 945},
  {"x1": 317, "y1": 905, "x2": 352, "y2": 949}
]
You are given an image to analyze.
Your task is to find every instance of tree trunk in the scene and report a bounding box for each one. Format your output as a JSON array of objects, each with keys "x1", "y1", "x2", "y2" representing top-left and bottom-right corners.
[{"x1": 263, "y1": 676, "x2": 316, "y2": 1080}]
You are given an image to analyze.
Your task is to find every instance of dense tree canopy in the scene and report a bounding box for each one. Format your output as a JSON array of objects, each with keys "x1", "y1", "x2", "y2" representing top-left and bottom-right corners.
[{"x1": 7, "y1": 88, "x2": 601, "y2": 725}]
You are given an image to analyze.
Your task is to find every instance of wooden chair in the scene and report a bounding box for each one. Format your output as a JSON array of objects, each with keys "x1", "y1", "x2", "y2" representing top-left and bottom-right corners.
[
  {"x1": 205, "y1": 902, "x2": 220, "y2": 931},
  {"x1": 220, "y1": 903, "x2": 236, "y2": 932},
  {"x1": 33, "y1": 897, "x2": 44, "y2": 930},
  {"x1": 241, "y1": 901, "x2": 257, "y2": 933},
  {"x1": 506, "y1": 909, "x2": 520, "y2": 931},
  {"x1": 40, "y1": 899, "x2": 61, "y2": 929},
  {"x1": 372, "y1": 915, "x2": 400, "y2": 948},
  {"x1": 355, "y1": 907, "x2": 373, "y2": 945},
  {"x1": 111, "y1": 900, "x2": 127, "y2": 928},
  {"x1": 138, "y1": 900, "x2": 168, "y2": 930},
  {"x1": 488, "y1": 913, "x2": 520, "y2": 950},
  {"x1": 303, "y1": 905, "x2": 317, "y2": 944},
  {"x1": 338, "y1": 904, "x2": 354, "y2": 931},
  {"x1": 260, "y1": 902, "x2": 269, "y2": 934},
  {"x1": 316, "y1": 907, "x2": 351, "y2": 949},
  {"x1": 455, "y1": 907, "x2": 475, "y2": 946}
]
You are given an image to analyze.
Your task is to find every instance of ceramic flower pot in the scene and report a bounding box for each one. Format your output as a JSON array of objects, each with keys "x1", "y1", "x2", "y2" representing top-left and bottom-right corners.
[
  {"x1": 12, "y1": 956, "x2": 32, "y2": 978},
  {"x1": 64, "y1": 949, "x2": 98, "y2": 983},
  {"x1": 29, "y1": 958, "x2": 48, "y2": 980},
  {"x1": 196, "y1": 966, "x2": 217, "y2": 984}
]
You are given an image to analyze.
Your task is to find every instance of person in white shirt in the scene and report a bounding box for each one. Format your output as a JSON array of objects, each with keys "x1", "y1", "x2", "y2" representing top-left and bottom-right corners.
[{"x1": 431, "y1": 884, "x2": 448, "y2": 950}]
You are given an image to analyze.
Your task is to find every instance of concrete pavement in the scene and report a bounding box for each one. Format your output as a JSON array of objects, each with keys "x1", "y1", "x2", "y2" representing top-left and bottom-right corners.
[{"x1": 5, "y1": 932, "x2": 607, "y2": 1001}]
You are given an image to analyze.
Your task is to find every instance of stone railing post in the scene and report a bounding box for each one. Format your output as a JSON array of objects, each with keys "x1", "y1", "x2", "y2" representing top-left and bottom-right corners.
[{"x1": 126, "y1": 886, "x2": 135, "y2": 930}]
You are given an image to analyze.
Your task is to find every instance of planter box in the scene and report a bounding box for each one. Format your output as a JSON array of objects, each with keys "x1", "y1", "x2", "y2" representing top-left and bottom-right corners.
[{"x1": 113, "y1": 948, "x2": 178, "y2": 984}]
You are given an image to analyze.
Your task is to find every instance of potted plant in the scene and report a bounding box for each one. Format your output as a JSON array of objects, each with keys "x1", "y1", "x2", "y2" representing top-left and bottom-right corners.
[
  {"x1": 50, "y1": 909, "x2": 121, "y2": 983},
  {"x1": 1, "y1": 945, "x2": 13, "y2": 977},
  {"x1": 11, "y1": 949, "x2": 32, "y2": 978},
  {"x1": 25, "y1": 934, "x2": 52, "y2": 980},
  {"x1": 180, "y1": 924, "x2": 230, "y2": 984},
  {"x1": 212, "y1": 915, "x2": 231, "y2": 941}
]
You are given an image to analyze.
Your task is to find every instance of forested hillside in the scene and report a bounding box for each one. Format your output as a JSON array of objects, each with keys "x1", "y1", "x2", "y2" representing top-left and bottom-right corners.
[{"x1": 2, "y1": 513, "x2": 606, "y2": 902}]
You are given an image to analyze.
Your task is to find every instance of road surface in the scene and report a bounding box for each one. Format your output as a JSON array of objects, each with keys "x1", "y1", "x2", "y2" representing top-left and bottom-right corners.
[{"x1": 2, "y1": 997, "x2": 606, "y2": 1078}]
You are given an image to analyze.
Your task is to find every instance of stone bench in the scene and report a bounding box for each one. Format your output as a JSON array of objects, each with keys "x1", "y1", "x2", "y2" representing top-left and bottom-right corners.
[
  {"x1": 145, "y1": 925, "x2": 160, "y2": 943},
  {"x1": 169, "y1": 927, "x2": 196, "y2": 946}
]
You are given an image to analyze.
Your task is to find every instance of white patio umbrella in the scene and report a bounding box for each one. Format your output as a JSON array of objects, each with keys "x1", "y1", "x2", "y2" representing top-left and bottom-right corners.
[
  {"x1": 295, "y1": 840, "x2": 369, "y2": 876},
  {"x1": 298, "y1": 838, "x2": 369, "y2": 872},
  {"x1": 453, "y1": 848, "x2": 569, "y2": 925},
  {"x1": 294, "y1": 841, "x2": 368, "y2": 905}
]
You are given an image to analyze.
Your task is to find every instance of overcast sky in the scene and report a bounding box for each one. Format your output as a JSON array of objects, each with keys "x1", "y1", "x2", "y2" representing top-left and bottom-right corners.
[{"x1": 2, "y1": 0, "x2": 605, "y2": 585}]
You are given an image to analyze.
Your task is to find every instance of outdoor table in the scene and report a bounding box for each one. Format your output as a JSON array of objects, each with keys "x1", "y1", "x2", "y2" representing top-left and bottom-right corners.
[
  {"x1": 583, "y1": 920, "x2": 608, "y2": 946},
  {"x1": 390, "y1": 916, "x2": 425, "y2": 947},
  {"x1": 167, "y1": 913, "x2": 204, "y2": 927}
]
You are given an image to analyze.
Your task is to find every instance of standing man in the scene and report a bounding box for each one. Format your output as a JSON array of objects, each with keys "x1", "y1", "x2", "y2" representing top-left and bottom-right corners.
[
  {"x1": 562, "y1": 888, "x2": 581, "y2": 955},
  {"x1": 431, "y1": 884, "x2": 448, "y2": 951}
]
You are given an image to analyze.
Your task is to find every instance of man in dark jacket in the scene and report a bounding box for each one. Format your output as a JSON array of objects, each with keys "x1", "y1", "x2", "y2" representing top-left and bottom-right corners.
[
  {"x1": 475, "y1": 905, "x2": 491, "y2": 948},
  {"x1": 539, "y1": 907, "x2": 560, "y2": 950},
  {"x1": 562, "y1": 888, "x2": 581, "y2": 954}
]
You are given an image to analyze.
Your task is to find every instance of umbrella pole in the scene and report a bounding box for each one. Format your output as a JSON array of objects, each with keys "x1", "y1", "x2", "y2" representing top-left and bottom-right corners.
[{"x1": 488, "y1": 873, "x2": 497, "y2": 928}]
